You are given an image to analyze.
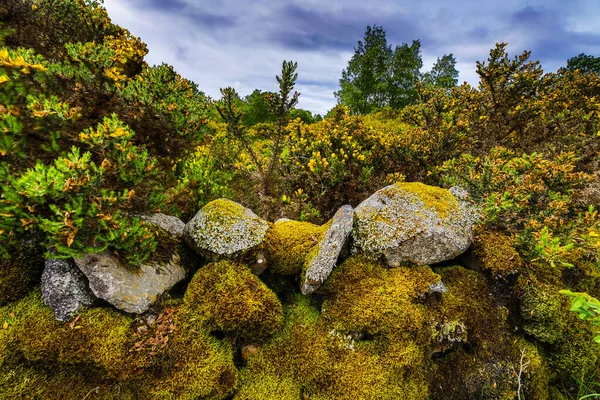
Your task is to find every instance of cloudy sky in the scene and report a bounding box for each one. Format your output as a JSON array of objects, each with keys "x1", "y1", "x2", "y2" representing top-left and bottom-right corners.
[{"x1": 103, "y1": 0, "x2": 600, "y2": 115}]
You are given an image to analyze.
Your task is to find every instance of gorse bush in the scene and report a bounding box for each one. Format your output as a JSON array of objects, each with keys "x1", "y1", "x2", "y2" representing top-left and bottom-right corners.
[{"x1": 0, "y1": 0, "x2": 209, "y2": 263}]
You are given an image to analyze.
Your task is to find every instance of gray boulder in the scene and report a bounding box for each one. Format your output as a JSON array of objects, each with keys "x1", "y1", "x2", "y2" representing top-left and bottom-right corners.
[
  {"x1": 183, "y1": 198, "x2": 269, "y2": 259},
  {"x1": 301, "y1": 205, "x2": 354, "y2": 294},
  {"x1": 141, "y1": 213, "x2": 185, "y2": 239},
  {"x1": 41, "y1": 258, "x2": 96, "y2": 322},
  {"x1": 352, "y1": 182, "x2": 478, "y2": 266},
  {"x1": 74, "y1": 250, "x2": 186, "y2": 314}
]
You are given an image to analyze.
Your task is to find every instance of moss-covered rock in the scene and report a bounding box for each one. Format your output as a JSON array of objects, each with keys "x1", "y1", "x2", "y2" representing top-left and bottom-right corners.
[
  {"x1": 183, "y1": 198, "x2": 268, "y2": 260},
  {"x1": 183, "y1": 260, "x2": 284, "y2": 340},
  {"x1": 322, "y1": 255, "x2": 440, "y2": 336},
  {"x1": 429, "y1": 266, "x2": 553, "y2": 400},
  {"x1": 264, "y1": 219, "x2": 327, "y2": 275},
  {"x1": 150, "y1": 324, "x2": 238, "y2": 400},
  {"x1": 0, "y1": 289, "x2": 133, "y2": 378},
  {"x1": 352, "y1": 183, "x2": 478, "y2": 266},
  {"x1": 0, "y1": 289, "x2": 240, "y2": 399},
  {"x1": 238, "y1": 295, "x2": 429, "y2": 400},
  {"x1": 0, "y1": 237, "x2": 45, "y2": 306}
]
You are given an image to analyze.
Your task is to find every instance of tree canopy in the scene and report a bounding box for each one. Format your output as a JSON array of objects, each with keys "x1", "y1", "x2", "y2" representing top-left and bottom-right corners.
[{"x1": 335, "y1": 25, "x2": 459, "y2": 114}]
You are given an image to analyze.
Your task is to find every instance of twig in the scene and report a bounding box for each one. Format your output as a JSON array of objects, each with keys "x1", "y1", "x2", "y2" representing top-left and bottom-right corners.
[
  {"x1": 82, "y1": 387, "x2": 100, "y2": 400},
  {"x1": 517, "y1": 348, "x2": 531, "y2": 400}
]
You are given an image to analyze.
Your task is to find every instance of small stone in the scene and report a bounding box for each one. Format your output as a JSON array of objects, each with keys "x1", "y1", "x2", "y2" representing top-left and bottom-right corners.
[
  {"x1": 183, "y1": 199, "x2": 268, "y2": 259},
  {"x1": 301, "y1": 205, "x2": 354, "y2": 294},
  {"x1": 429, "y1": 280, "x2": 448, "y2": 294},
  {"x1": 41, "y1": 258, "x2": 96, "y2": 322},
  {"x1": 141, "y1": 213, "x2": 186, "y2": 239},
  {"x1": 74, "y1": 250, "x2": 185, "y2": 314},
  {"x1": 241, "y1": 344, "x2": 259, "y2": 360}
]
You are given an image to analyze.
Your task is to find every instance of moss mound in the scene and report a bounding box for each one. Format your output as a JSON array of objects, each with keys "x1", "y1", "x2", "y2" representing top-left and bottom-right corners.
[
  {"x1": 427, "y1": 266, "x2": 553, "y2": 399},
  {"x1": 264, "y1": 220, "x2": 328, "y2": 275},
  {"x1": 238, "y1": 295, "x2": 429, "y2": 400},
  {"x1": 0, "y1": 238, "x2": 44, "y2": 306},
  {"x1": 322, "y1": 255, "x2": 440, "y2": 335},
  {"x1": 183, "y1": 260, "x2": 284, "y2": 340}
]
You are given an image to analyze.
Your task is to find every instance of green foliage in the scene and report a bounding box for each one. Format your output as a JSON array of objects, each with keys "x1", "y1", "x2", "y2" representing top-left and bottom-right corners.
[
  {"x1": 566, "y1": 53, "x2": 600, "y2": 75},
  {"x1": 423, "y1": 54, "x2": 459, "y2": 89},
  {"x1": 335, "y1": 25, "x2": 458, "y2": 114},
  {"x1": 0, "y1": 0, "x2": 210, "y2": 264},
  {"x1": 561, "y1": 290, "x2": 600, "y2": 344},
  {"x1": 1, "y1": 115, "x2": 161, "y2": 264},
  {"x1": 217, "y1": 60, "x2": 299, "y2": 218}
]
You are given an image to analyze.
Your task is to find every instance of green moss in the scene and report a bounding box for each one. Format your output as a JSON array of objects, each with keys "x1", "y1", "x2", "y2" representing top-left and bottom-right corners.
[
  {"x1": 0, "y1": 238, "x2": 44, "y2": 305},
  {"x1": 0, "y1": 289, "x2": 134, "y2": 378},
  {"x1": 322, "y1": 255, "x2": 440, "y2": 335},
  {"x1": 517, "y1": 275, "x2": 567, "y2": 344},
  {"x1": 150, "y1": 325, "x2": 238, "y2": 400},
  {"x1": 546, "y1": 317, "x2": 599, "y2": 382},
  {"x1": 431, "y1": 338, "x2": 550, "y2": 400},
  {"x1": 240, "y1": 294, "x2": 429, "y2": 400},
  {"x1": 183, "y1": 260, "x2": 284, "y2": 340},
  {"x1": 433, "y1": 266, "x2": 508, "y2": 347},
  {"x1": 0, "y1": 361, "x2": 145, "y2": 400},
  {"x1": 385, "y1": 182, "x2": 458, "y2": 219},
  {"x1": 474, "y1": 231, "x2": 523, "y2": 278},
  {"x1": 264, "y1": 220, "x2": 328, "y2": 275},
  {"x1": 235, "y1": 370, "x2": 301, "y2": 400},
  {"x1": 0, "y1": 289, "x2": 239, "y2": 399}
]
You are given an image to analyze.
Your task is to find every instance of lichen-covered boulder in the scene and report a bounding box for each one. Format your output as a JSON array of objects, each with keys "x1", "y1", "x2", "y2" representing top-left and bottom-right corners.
[
  {"x1": 41, "y1": 258, "x2": 96, "y2": 322},
  {"x1": 352, "y1": 182, "x2": 478, "y2": 266},
  {"x1": 141, "y1": 213, "x2": 185, "y2": 239},
  {"x1": 183, "y1": 199, "x2": 269, "y2": 259},
  {"x1": 74, "y1": 249, "x2": 186, "y2": 314},
  {"x1": 301, "y1": 205, "x2": 353, "y2": 294}
]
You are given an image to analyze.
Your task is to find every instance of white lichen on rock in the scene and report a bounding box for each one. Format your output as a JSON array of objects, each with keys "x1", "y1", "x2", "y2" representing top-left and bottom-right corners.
[
  {"x1": 352, "y1": 182, "x2": 478, "y2": 266},
  {"x1": 301, "y1": 205, "x2": 353, "y2": 294},
  {"x1": 183, "y1": 198, "x2": 269, "y2": 258}
]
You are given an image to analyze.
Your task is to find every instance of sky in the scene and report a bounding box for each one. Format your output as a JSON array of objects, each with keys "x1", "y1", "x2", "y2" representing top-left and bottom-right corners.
[{"x1": 103, "y1": 0, "x2": 600, "y2": 115}]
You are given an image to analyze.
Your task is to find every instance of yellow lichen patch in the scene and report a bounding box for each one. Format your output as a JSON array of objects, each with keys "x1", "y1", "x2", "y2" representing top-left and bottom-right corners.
[
  {"x1": 474, "y1": 231, "x2": 523, "y2": 278},
  {"x1": 183, "y1": 260, "x2": 283, "y2": 340},
  {"x1": 322, "y1": 255, "x2": 440, "y2": 335},
  {"x1": 202, "y1": 198, "x2": 248, "y2": 220},
  {"x1": 386, "y1": 182, "x2": 458, "y2": 220},
  {"x1": 264, "y1": 220, "x2": 328, "y2": 275}
]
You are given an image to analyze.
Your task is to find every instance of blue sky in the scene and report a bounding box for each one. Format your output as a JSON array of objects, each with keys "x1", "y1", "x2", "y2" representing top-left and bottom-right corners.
[{"x1": 103, "y1": 0, "x2": 600, "y2": 115}]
